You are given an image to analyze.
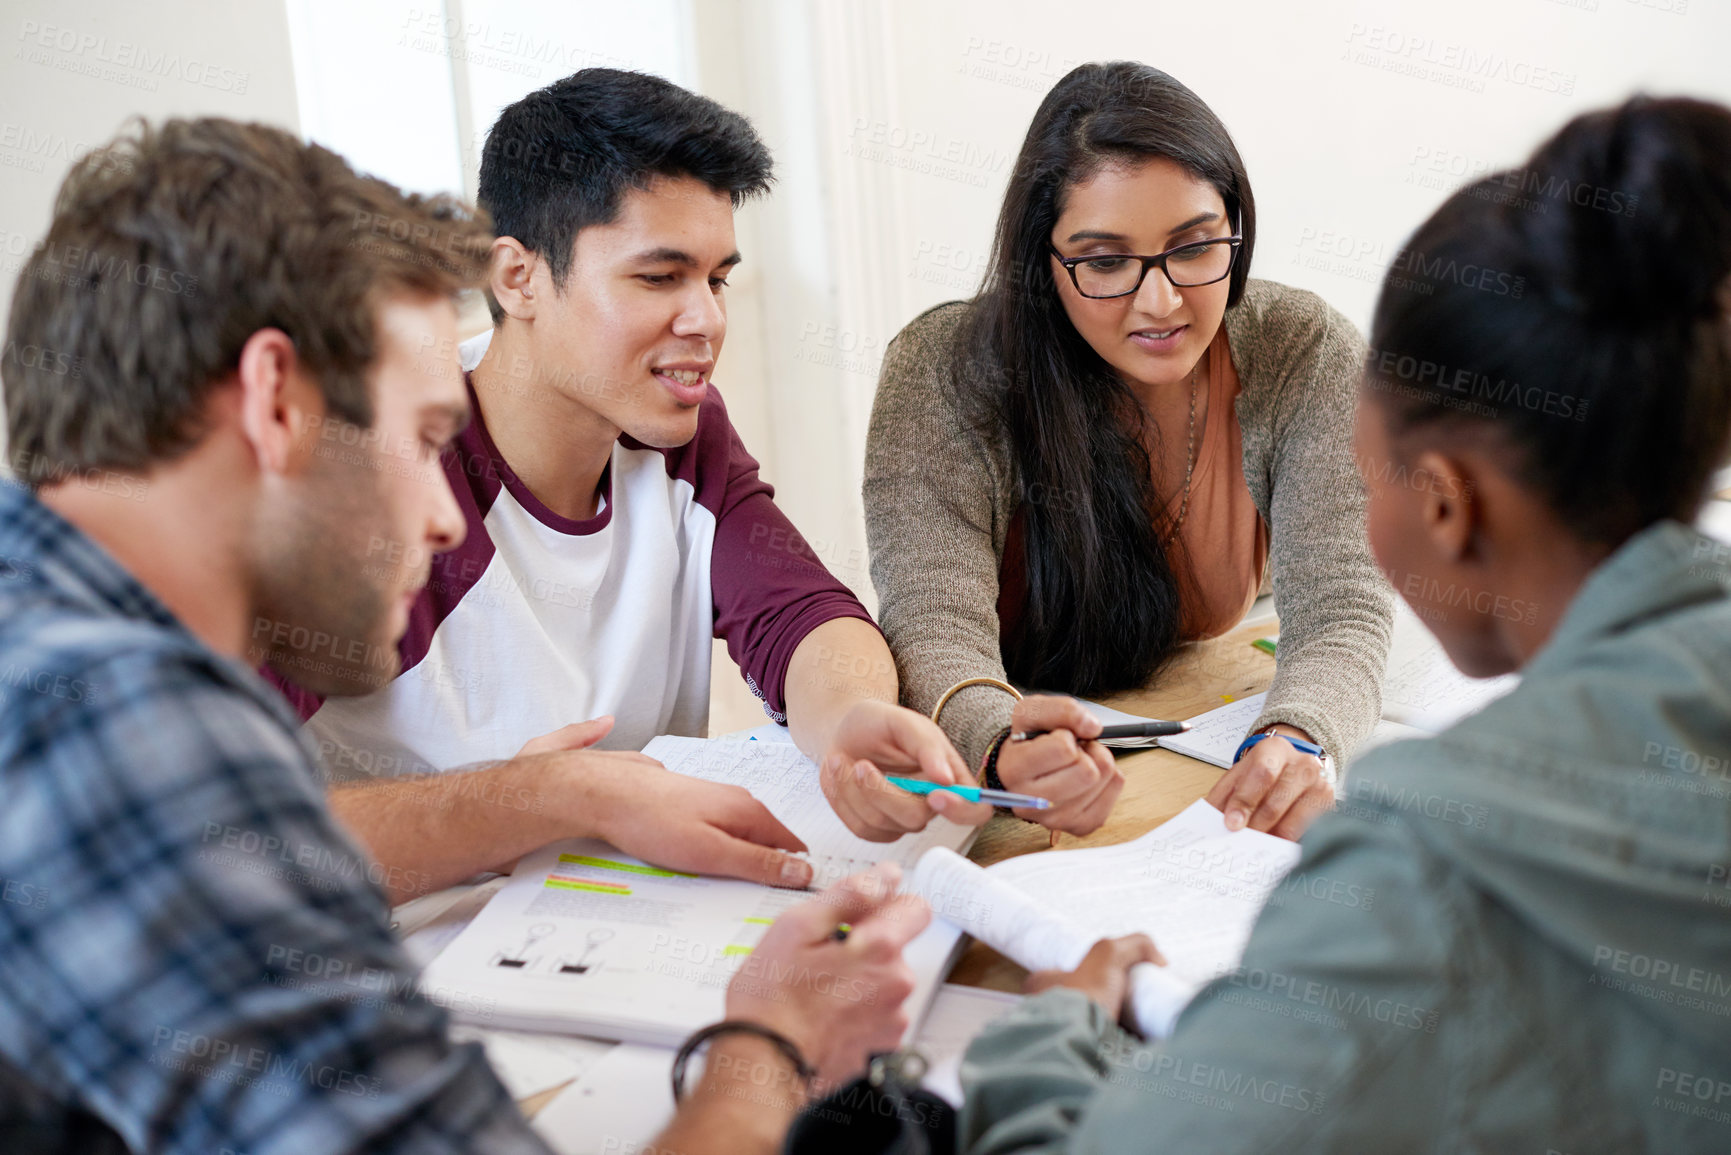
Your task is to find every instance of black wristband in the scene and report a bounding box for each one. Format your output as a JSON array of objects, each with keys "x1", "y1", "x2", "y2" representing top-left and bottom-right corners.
[{"x1": 670, "y1": 1020, "x2": 817, "y2": 1102}]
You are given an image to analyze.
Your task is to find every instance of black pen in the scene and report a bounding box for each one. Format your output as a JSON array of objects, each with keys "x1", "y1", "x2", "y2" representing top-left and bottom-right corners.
[{"x1": 1010, "y1": 719, "x2": 1191, "y2": 742}]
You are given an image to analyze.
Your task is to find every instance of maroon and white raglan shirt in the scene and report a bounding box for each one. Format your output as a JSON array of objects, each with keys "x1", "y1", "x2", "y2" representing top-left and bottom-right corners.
[{"x1": 272, "y1": 330, "x2": 875, "y2": 783}]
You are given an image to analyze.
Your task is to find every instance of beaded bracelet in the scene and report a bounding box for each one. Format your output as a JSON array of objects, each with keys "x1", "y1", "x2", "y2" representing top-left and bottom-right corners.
[{"x1": 980, "y1": 725, "x2": 1014, "y2": 792}]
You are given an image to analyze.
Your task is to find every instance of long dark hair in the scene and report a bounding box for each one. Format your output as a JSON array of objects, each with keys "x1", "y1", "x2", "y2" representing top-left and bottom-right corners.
[
  {"x1": 1368, "y1": 96, "x2": 1731, "y2": 543},
  {"x1": 953, "y1": 61, "x2": 1257, "y2": 696}
]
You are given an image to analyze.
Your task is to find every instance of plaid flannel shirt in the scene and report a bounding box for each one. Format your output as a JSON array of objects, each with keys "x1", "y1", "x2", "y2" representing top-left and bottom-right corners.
[{"x1": 0, "y1": 481, "x2": 553, "y2": 1154}]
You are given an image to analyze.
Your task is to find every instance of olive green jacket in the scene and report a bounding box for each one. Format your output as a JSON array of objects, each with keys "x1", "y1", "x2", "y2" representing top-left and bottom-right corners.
[{"x1": 960, "y1": 521, "x2": 1731, "y2": 1153}]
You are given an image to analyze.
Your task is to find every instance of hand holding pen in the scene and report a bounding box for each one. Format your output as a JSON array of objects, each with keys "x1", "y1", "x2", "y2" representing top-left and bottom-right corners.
[
  {"x1": 1010, "y1": 719, "x2": 1190, "y2": 742},
  {"x1": 992, "y1": 695, "x2": 1128, "y2": 839},
  {"x1": 818, "y1": 699, "x2": 995, "y2": 843},
  {"x1": 885, "y1": 722, "x2": 1188, "y2": 808}
]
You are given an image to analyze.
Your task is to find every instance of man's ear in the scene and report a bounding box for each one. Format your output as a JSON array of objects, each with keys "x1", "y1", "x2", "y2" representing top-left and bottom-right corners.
[
  {"x1": 235, "y1": 327, "x2": 317, "y2": 477},
  {"x1": 1413, "y1": 448, "x2": 1481, "y2": 564},
  {"x1": 489, "y1": 236, "x2": 539, "y2": 321}
]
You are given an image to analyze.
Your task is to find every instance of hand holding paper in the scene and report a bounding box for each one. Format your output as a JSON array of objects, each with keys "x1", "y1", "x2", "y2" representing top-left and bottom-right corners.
[
  {"x1": 1025, "y1": 935, "x2": 1169, "y2": 1034},
  {"x1": 907, "y1": 799, "x2": 1301, "y2": 1039}
]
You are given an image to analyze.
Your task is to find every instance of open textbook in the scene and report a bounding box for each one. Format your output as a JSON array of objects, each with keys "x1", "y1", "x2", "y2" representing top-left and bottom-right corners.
[
  {"x1": 908, "y1": 798, "x2": 1301, "y2": 1039},
  {"x1": 420, "y1": 737, "x2": 977, "y2": 1047}
]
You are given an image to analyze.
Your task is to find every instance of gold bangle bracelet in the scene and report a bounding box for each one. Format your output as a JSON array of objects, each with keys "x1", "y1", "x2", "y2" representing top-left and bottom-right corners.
[{"x1": 930, "y1": 677, "x2": 1022, "y2": 725}]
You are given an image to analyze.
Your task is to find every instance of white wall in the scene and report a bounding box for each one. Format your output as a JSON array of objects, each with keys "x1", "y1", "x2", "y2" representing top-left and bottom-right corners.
[
  {"x1": 0, "y1": 0, "x2": 301, "y2": 467},
  {"x1": 694, "y1": 0, "x2": 1730, "y2": 634},
  {"x1": 1, "y1": 0, "x2": 1724, "y2": 660}
]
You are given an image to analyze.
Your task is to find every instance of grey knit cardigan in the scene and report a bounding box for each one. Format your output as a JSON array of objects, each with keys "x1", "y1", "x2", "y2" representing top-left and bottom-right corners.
[{"x1": 862, "y1": 279, "x2": 1394, "y2": 772}]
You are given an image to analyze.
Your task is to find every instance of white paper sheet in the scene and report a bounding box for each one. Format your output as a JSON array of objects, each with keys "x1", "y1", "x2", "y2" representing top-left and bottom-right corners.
[
  {"x1": 1381, "y1": 603, "x2": 1518, "y2": 731},
  {"x1": 1079, "y1": 698, "x2": 1171, "y2": 748},
  {"x1": 448, "y1": 1026, "x2": 614, "y2": 1101},
  {"x1": 719, "y1": 722, "x2": 797, "y2": 743},
  {"x1": 910, "y1": 799, "x2": 1299, "y2": 1039},
  {"x1": 642, "y1": 736, "x2": 977, "y2": 888},
  {"x1": 1152, "y1": 693, "x2": 1268, "y2": 769},
  {"x1": 1356, "y1": 718, "x2": 1430, "y2": 757},
  {"x1": 395, "y1": 877, "x2": 509, "y2": 968},
  {"x1": 530, "y1": 1043, "x2": 676, "y2": 1155},
  {"x1": 913, "y1": 984, "x2": 1024, "y2": 1106}
]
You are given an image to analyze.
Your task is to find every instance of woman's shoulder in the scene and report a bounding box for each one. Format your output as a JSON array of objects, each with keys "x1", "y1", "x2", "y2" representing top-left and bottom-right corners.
[
  {"x1": 1228, "y1": 278, "x2": 1365, "y2": 363},
  {"x1": 889, "y1": 299, "x2": 974, "y2": 357},
  {"x1": 1225, "y1": 278, "x2": 1367, "y2": 411},
  {"x1": 875, "y1": 299, "x2": 980, "y2": 413}
]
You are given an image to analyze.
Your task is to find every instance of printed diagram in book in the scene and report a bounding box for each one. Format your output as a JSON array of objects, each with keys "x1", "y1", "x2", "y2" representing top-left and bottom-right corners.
[
  {"x1": 556, "y1": 928, "x2": 616, "y2": 976},
  {"x1": 490, "y1": 924, "x2": 618, "y2": 976},
  {"x1": 492, "y1": 922, "x2": 556, "y2": 970}
]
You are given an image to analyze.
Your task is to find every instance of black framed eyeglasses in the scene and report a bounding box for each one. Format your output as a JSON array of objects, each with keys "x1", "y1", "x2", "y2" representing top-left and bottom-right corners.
[{"x1": 1050, "y1": 233, "x2": 1243, "y2": 299}]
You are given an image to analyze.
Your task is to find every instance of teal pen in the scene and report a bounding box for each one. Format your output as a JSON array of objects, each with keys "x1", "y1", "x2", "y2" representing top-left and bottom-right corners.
[{"x1": 883, "y1": 775, "x2": 1052, "y2": 810}]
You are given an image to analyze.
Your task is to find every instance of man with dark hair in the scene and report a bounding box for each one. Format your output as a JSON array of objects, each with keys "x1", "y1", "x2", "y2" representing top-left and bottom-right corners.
[
  {"x1": 273, "y1": 69, "x2": 991, "y2": 891},
  {"x1": 0, "y1": 116, "x2": 929, "y2": 1153}
]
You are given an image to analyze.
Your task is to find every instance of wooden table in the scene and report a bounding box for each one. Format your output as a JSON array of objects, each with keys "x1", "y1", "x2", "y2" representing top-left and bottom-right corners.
[
  {"x1": 947, "y1": 614, "x2": 1280, "y2": 992},
  {"x1": 517, "y1": 614, "x2": 1280, "y2": 1117}
]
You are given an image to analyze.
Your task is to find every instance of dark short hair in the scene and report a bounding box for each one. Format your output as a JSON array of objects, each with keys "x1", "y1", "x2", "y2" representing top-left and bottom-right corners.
[
  {"x1": 4, "y1": 117, "x2": 492, "y2": 486},
  {"x1": 1367, "y1": 95, "x2": 1731, "y2": 545},
  {"x1": 477, "y1": 68, "x2": 774, "y2": 321}
]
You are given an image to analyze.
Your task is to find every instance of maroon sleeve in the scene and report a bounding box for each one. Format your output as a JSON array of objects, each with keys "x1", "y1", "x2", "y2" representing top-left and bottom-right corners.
[
  {"x1": 259, "y1": 666, "x2": 324, "y2": 723},
  {"x1": 686, "y1": 388, "x2": 879, "y2": 722}
]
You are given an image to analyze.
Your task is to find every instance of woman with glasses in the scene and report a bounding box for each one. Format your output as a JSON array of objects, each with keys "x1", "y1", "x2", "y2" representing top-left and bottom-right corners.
[{"x1": 851, "y1": 61, "x2": 1392, "y2": 843}]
